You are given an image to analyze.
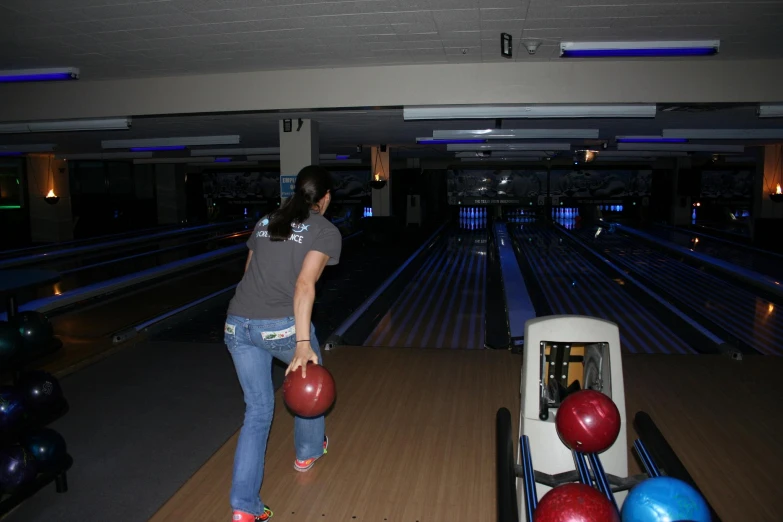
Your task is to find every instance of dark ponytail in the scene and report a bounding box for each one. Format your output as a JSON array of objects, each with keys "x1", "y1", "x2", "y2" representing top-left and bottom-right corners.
[{"x1": 268, "y1": 165, "x2": 333, "y2": 241}]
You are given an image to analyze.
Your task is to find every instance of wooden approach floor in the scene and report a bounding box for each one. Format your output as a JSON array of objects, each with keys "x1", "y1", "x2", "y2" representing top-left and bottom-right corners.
[
  {"x1": 151, "y1": 347, "x2": 521, "y2": 522},
  {"x1": 623, "y1": 354, "x2": 783, "y2": 522},
  {"x1": 151, "y1": 348, "x2": 783, "y2": 522}
]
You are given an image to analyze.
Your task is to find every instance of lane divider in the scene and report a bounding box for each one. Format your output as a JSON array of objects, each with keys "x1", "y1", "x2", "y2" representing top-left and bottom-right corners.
[
  {"x1": 0, "y1": 219, "x2": 252, "y2": 270},
  {"x1": 556, "y1": 223, "x2": 730, "y2": 351},
  {"x1": 325, "y1": 223, "x2": 447, "y2": 349},
  {"x1": 617, "y1": 223, "x2": 783, "y2": 301},
  {"x1": 0, "y1": 245, "x2": 245, "y2": 321}
]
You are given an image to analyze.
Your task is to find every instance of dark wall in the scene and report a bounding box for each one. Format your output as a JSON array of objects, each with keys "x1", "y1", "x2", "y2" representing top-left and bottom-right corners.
[
  {"x1": 650, "y1": 169, "x2": 675, "y2": 222},
  {"x1": 70, "y1": 161, "x2": 158, "y2": 238}
]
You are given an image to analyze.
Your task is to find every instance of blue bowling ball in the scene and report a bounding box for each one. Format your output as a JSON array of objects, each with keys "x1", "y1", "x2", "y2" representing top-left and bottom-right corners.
[{"x1": 621, "y1": 476, "x2": 711, "y2": 522}]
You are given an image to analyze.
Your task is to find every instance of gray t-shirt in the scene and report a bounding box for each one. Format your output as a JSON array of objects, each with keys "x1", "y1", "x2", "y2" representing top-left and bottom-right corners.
[{"x1": 227, "y1": 211, "x2": 342, "y2": 319}]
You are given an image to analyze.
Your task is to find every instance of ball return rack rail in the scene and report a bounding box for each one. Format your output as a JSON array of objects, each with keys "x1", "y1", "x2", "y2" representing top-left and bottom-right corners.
[{"x1": 496, "y1": 408, "x2": 722, "y2": 522}]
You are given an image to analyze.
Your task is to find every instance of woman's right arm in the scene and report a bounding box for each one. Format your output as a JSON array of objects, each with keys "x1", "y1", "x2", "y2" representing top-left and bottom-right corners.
[{"x1": 286, "y1": 250, "x2": 331, "y2": 377}]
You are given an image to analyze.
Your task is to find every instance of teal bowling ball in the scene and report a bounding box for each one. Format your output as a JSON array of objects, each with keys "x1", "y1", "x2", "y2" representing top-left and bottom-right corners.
[
  {"x1": 23, "y1": 428, "x2": 67, "y2": 472},
  {"x1": 621, "y1": 476, "x2": 711, "y2": 522},
  {"x1": 12, "y1": 311, "x2": 55, "y2": 354},
  {"x1": 0, "y1": 321, "x2": 24, "y2": 364}
]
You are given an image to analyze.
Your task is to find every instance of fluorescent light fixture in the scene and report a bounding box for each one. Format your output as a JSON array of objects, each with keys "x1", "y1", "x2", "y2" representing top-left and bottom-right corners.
[
  {"x1": 434, "y1": 129, "x2": 600, "y2": 139},
  {"x1": 0, "y1": 67, "x2": 79, "y2": 83},
  {"x1": 403, "y1": 104, "x2": 656, "y2": 120},
  {"x1": 321, "y1": 159, "x2": 362, "y2": 165},
  {"x1": 190, "y1": 147, "x2": 278, "y2": 157},
  {"x1": 758, "y1": 104, "x2": 783, "y2": 118},
  {"x1": 596, "y1": 150, "x2": 688, "y2": 158},
  {"x1": 58, "y1": 152, "x2": 154, "y2": 160},
  {"x1": 103, "y1": 135, "x2": 240, "y2": 149},
  {"x1": 617, "y1": 143, "x2": 744, "y2": 153},
  {"x1": 616, "y1": 136, "x2": 687, "y2": 143},
  {"x1": 416, "y1": 138, "x2": 488, "y2": 145},
  {"x1": 0, "y1": 118, "x2": 130, "y2": 134},
  {"x1": 130, "y1": 146, "x2": 186, "y2": 152},
  {"x1": 134, "y1": 157, "x2": 214, "y2": 164},
  {"x1": 454, "y1": 151, "x2": 544, "y2": 158},
  {"x1": 592, "y1": 156, "x2": 657, "y2": 162},
  {"x1": 560, "y1": 40, "x2": 720, "y2": 58},
  {"x1": 197, "y1": 160, "x2": 260, "y2": 167},
  {"x1": 447, "y1": 143, "x2": 573, "y2": 152},
  {"x1": 460, "y1": 157, "x2": 544, "y2": 163},
  {"x1": 662, "y1": 129, "x2": 783, "y2": 140},
  {"x1": 0, "y1": 144, "x2": 56, "y2": 152}
]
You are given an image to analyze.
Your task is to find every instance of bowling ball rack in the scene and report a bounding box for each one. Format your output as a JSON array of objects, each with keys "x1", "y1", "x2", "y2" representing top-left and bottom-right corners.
[
  {"x1": 0, "y1": 454, "x2": 73, "y2": 515},
  {"x1": 496, "y1": 408, "x2": 721, "y2": 522},
  {"x1": 0, "y1": 370, "x2": 73, "y2": 517}
]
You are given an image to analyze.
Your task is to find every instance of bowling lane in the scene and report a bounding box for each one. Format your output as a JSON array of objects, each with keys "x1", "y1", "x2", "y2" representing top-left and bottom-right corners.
[
  {"x1": 637, "y1": 224, "x2": 783, "y2": 281},
  {"x1": 0, "y1": 223, "x2": 181, "y2": 260},
  {"x1": 511, "y1": 223, "x2": 696, "y2": 355},
  {"x1": 365, "y1": 225, "x2": 487, "y2": 349},
  {"x1": 569, "y1": 225, "x2": 783, "y2": 356},
  {"x1": 0, "y1": 219, "x2": 252, "y2": 271}
]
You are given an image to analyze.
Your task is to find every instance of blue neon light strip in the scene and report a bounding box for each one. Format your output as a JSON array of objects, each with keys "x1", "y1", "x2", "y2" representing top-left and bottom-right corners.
[
  {"x1": 214, "y1": 157, "x2": 232, "y2": 162},
  {"x1": 130, "y1": 146, "x2": 187, "y2": 152},
  {"x1": 336, "y1": 155, "x2": 350, "y2": 159},
  {"x1": 617, "y1": 138, "x2": 688, "y2": 143},
  {"x1": 417, "y1": 139, "x2": 487, "y2": 145},
  {"x1": 0, "y1": 72, "x2": 76, "y2": 83},
  {"x1": 0, "y1": 152, "x2": 22, "y2": 157},
  {"x1": 562, "y1": 47, "x2": 717, "y2": 58}
]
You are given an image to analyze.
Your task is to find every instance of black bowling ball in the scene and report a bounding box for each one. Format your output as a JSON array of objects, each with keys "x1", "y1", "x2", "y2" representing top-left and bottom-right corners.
[{"x1": 16, "y1": 371, "x2": 67, "y2": 423}]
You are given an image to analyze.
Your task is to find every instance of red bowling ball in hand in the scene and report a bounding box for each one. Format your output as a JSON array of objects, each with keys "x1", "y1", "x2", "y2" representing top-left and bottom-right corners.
[
  {"x1": 283, "y1": 363, "x2": 335, "y2": 418},
  {"x1": 534, "y1": 483, "x2": 620, "y2": 522},
  {"x1": 555, "y1": 390, "x2": 621, "y2": 454}
]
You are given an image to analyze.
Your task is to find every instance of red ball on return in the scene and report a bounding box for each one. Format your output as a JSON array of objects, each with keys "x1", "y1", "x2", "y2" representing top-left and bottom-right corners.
[
  {"x1": 534, "y1": 483, "x2": 620, "y2": 522},
  {"x1": 282, "y1": 363, "x2": 335, "y2": 417},
  {"x1": 555, "y1": 390, "x2": 621, "y2": 454}
]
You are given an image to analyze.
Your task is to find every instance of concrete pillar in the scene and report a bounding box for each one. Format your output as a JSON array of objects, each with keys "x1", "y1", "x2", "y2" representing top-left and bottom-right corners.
[
  {"x1": 279, "y1": 118, "x2": 319, "y2": 203},
  {"x1": 669, "y1": 157, "x2": 695, "y2": 226},
  {"x1": 371, "y1": 145, "x2": 391, "y2": 217},
  {"x1": 155, "y1": 164, "x2": 187, "y2": 225},
  {"x1": 26, "y1": 154, "x2": 73, "y2": 243}
]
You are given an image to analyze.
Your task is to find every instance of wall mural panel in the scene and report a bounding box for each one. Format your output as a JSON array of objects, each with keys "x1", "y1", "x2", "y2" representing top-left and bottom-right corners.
[
  {"x1": 446, "y1": 169, "x2": 651, "y2": 204},
  {"x1": 202, "y1": 170, "x2": 371, "y2": 203}
]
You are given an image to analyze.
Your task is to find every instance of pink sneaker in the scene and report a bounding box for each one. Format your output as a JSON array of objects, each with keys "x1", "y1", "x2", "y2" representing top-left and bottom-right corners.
[
  {"x1": 294, "y1": 436, "x2": 328, "y2": 472},
  {"x1": 232, "y1": 506, "x2": 272, "y2": 521}
]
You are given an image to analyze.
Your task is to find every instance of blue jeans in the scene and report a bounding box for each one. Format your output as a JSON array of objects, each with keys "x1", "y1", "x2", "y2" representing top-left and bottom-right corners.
[{"x1": 224, "y1": 314, "x2": 325, "y2": 516}]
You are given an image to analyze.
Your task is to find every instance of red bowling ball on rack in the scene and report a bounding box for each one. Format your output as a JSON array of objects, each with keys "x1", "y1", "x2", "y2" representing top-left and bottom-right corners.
[
  {"x1": 533, "y1": 483, "x2": 620, "y2": 522},
  {"x1": 282, "y1": 363, "x2": 335, "y2": 418},
  {"x1": 555, "y1": 390, "x2": 621, "y2": 454}
]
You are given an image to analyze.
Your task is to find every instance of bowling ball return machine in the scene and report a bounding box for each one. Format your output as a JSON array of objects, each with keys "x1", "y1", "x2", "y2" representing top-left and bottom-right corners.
[{"x1": 496, "y1": 315, "x2": 720, "y2": 522}]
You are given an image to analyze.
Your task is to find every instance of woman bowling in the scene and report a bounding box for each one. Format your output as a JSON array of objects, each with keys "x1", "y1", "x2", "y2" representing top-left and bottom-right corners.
[{"x1": 224, "y1": 165, "x2": 342, "y2": 522}]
